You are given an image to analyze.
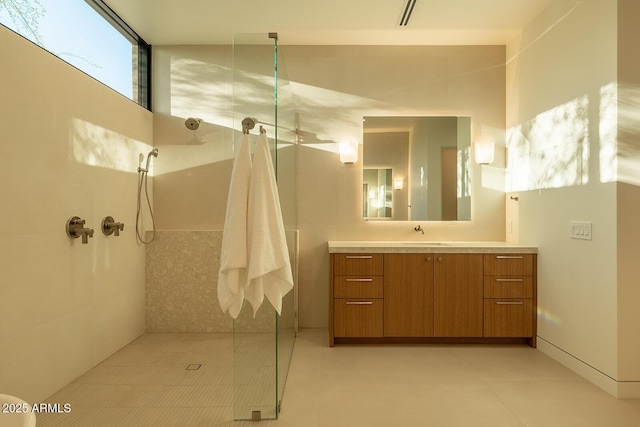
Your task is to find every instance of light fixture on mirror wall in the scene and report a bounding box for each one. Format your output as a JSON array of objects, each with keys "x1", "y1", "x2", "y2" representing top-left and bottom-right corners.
[
  {"x1": 394, "y1": 178, "x2": 404, "y2": 190},
  {"x1": 339, "y1": 140, "x2": 358, "y2": 164},
  {"x1": 474, "y1": 141, "x2": 495, "y2": 165}
]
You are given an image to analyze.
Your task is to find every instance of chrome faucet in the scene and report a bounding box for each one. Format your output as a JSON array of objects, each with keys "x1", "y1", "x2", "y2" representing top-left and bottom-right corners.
[
  {"x1": 66, "y1": 216, "x2": 94, "y2": 244},
  {"x1": 414, "y1": 224, "x2": 424, "y2": 234}
]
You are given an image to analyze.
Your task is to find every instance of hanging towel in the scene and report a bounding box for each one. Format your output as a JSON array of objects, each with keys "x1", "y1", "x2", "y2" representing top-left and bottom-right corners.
[
  {"x1": 217, "y1": 133, "x2": 252, "y2": 319},
  {"x1": 245, "y1": 131, "x2": 294, "y2": 316}
]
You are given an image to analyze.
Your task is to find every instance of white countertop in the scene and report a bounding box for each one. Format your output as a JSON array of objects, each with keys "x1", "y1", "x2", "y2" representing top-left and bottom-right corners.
[{"x1": 328, "y1": 241, "x2": 538, "y2": 254}]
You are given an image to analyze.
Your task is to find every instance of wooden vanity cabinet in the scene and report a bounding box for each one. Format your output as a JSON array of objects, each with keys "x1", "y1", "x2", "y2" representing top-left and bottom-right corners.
[
  {"x1": 483, "y1": 254, "x2": 537, "y2": 347},
  {"x1": 330, "y1": 250, "x2": 537, "y2": 347},
  {"x1": 330, "y1": 254, "x2": 384, "y2": 344}
]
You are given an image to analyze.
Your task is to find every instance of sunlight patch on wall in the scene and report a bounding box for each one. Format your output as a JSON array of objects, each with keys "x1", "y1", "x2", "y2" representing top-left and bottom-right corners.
[
  {"x1": 157, "y1": 55, "x2": 295, "y2": 175},
  {"x1": 170, "y1": 58, "x2": 234, "y2": 131},
  {"x1": 612, "y1": 83, "x2": 640, "y2": 186},
  {"x1": 599, "y1": 83, "x2": 617, "y2": 183},
  {"x1": 291, "y1": 81, "x2": 419, "y2": 149},
  {"x1": 70, "y1": 118, "x2": 152, "y2": 173},
  {"x1": 168, "y1": 57, "x2": 289, "y2": 141},
  {"x1": 506, "y1": 96, "x2": 590, "y2": 192}
]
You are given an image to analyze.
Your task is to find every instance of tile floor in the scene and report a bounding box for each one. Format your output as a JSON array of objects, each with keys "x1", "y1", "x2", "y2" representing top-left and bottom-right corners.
[{"x1": 37, "y1": 329, "x2": 640, "y2": 426}]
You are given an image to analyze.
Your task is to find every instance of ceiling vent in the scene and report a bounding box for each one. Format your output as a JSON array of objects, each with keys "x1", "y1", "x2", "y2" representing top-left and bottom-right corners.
[{"x1": 398, "y1": 0, "x2": 417, "y2": 26}]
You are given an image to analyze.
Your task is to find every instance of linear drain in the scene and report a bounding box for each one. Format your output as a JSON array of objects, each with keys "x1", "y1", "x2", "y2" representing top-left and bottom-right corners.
[{"x1": 186, "y1": 364, "x2": 201, "y2": 370}]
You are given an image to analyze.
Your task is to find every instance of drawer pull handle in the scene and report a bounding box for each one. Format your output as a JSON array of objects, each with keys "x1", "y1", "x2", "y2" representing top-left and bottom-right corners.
[
  {"x1": 495, "y1": 278, "x2": 524, "y2": 282},
  {"x1": 495, "y1": 301, "x2": 524, "y2": 305},
  {"x1": 345, "y1": 256, "x2": 373, "y2": 259},
  {"x1": 345, "y1": 278, "x2": 373, "y2": 282},
  {"x1": 345, "y1": 301, "x2": 373, "y2": 305},
  {"x1": 496, "y1": 256, "x2": 524, "y2": 259}
]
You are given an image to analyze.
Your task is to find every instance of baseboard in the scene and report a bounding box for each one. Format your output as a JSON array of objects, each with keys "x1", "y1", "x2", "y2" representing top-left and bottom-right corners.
[
  {"x1": 537, "y1": 337, "x2": 640, "y2": 399},
  {"x1": 617, "y1": 382, "x2": 640, "y2": 399}
]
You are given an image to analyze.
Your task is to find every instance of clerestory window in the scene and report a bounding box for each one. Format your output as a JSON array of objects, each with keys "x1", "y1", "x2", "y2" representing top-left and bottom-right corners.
[{"x1": 0, "y1": 0, "x2": 151, "y2": 109}]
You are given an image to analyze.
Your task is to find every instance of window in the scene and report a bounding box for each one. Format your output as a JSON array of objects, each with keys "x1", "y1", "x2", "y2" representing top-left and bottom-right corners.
[{"x1": 0, "y1": 0, "x2": 151, "y2": 109}]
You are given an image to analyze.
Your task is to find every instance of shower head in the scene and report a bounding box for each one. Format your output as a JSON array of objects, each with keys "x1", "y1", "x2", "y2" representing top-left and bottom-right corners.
[
  {"x1": 242, "y1": 117, "x2": 256, "y2": 134},
  {"x1": 138, "y1": 148, "x2": 159, "y2": 173},
  {"x1": 185, "y1": 117, "x2": 201, "y2": 130}
]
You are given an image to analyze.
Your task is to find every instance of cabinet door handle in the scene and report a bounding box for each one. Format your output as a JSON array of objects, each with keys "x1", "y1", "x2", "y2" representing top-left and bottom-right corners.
[
  {"x1": 495, "y1": 256, "x2": 524, "y2": 259},
  {"x1": 345, "y1": 278, "x2": 373, "y2": 282},
  {"x1": 437, "y1": 257, "x2": 443, "y2": 262},
  {"x1": 345, "y1": 301, "x2": 373, "y2": 305},
  {"x1": 426, "y1": 257, "x2": 432, "y2": 262},
  {"x1": 345, "y1": 255, "x2": 373, "y2": 259},
  {"x1": 495, "y1": 278, "x2": 524, "y2": 282},
  {"x1": 495, "y1": 301, "x2": 524, "y2": 305}
]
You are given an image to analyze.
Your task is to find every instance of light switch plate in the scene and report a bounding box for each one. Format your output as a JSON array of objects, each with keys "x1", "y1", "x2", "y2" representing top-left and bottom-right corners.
[{"x1": 569, "y1": 221, "x2": 592, "y2": 240}]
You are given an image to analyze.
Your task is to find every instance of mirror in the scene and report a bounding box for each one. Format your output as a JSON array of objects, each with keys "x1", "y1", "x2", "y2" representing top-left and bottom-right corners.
[
  {"x1": 363, "y1": 116, "x2": 471, "y2": 221},
  {"x1": 363, "y1": 168, "x2": 392, "y2": 219}
]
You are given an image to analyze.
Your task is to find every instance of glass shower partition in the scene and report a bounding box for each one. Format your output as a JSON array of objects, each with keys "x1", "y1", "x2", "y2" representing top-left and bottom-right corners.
[{"x1": 231, "y1": 33, "x2": 297, "y2": 421}]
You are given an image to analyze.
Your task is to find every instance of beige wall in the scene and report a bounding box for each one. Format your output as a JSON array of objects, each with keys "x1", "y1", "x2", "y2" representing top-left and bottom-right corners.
[
  {"x1": 507, "y1": 0, "x2": 640, "y2": 397},
  {"x1": 0, "y1": 27, "x2": 152, "y2": 402}
]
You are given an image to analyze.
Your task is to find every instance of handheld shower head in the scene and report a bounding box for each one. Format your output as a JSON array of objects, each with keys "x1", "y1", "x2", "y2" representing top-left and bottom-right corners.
[{"x1": 139, "y1": 148, "x2": 159, "y2": 173}]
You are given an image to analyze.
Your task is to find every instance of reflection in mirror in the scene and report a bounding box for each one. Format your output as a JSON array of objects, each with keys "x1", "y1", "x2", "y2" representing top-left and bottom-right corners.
[
  {"x1": 363, "y1": 116, "x2": 471, "y2": 221},
  {"x1": 363, "y1": 168, "x2": 392, "y2": 219}
]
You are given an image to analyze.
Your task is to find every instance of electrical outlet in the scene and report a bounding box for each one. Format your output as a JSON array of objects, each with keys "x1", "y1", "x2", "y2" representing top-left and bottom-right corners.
[{"x1": 569, "y1": 221, "x2": 592, "y2": 240}]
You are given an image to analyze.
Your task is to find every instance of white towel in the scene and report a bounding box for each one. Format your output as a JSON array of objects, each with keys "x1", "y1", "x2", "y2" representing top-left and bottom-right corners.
[
  {"x1": 245, "y1": 132, "x2": 294, "y2": 316},
  {"x1": 217, "y1": 134, "x2": 252, "y2": 319}
]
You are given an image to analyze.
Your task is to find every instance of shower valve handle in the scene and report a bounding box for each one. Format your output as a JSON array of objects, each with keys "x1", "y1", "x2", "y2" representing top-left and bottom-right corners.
[
  {"x1": 66, "y1": 216, "x2": 94, "y2": 244},
  {"x1": 102, "y1": 216, "x2": 125, "y2": 237}
]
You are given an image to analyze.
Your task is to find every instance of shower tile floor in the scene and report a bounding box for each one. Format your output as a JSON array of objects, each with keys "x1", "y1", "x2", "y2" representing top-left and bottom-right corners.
[
  {"x1": 38, "y1": 333, "x2": 280, "y2": 426},
  {"x1": 38, "y1": 329, "x2": 640, "y2": 426}
]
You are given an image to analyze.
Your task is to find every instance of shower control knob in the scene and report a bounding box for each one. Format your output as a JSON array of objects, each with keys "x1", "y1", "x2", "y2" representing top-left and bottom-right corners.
[
  {"x1": 102, "y1": 216, "x2": 125, "y2": 237},
  {"x1": 66, "y1": 216, "x2": 94, "y2": 244}
]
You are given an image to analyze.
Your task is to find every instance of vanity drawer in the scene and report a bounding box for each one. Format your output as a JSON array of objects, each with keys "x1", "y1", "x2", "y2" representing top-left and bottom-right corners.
[
  {"x1": 334, "y1": 299, "x2": 383, "y2": 338},
  {"x1": 334, "y1": 276, "x2": 384, "y2": 298},
  {"x1": 333, "y1": 254, "x2": 383, "y2": 276},
  {"x1": 484, "y1": 299, "x2": 533, "y2": 337},
  {"x1": 484, "y1": 276, "x2": 533, "y2": 298},
  {"x1": 483, "y1": 254, "x2": 533, "y2": 276}
]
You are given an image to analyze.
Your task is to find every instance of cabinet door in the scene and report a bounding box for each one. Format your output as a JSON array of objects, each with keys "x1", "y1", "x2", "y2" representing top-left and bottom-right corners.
[
  {"x1": 434, "y1": 254, "x2": 483, "y2": 337},
  {"x1": 383, "y1": 253, "x2": 434, "y2": 337}
]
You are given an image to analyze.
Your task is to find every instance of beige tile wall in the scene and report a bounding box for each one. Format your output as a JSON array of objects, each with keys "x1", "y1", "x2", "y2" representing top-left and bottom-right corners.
[
  {"x1": 0, "y1": 27, "x2": 152, "y2": 403},
  {"x1": 145, "y1": 230, "x2": 298, "y2": 334}
]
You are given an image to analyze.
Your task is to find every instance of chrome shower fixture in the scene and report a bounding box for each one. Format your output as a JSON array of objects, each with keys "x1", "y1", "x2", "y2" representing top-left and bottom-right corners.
[
  {"x1": 242, "y1": 117, "x2": 257, "y2": 134},
  {"x1": 138, "y1": 148, "x2": 159, "y2": 173},
  {"x1": 185, "y1": 117, "x2": 201, "y2": 130}
]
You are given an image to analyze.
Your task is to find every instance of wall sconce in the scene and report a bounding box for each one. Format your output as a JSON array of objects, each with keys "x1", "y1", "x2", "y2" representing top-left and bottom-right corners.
[
  {"x1": 474, "y1": 141, "x2": 495, "y2": 165},
  {"x1": 394, "y1": 178, "x2": 404, "y2": 190},
  {"x1": 339, "y1": 140, "x2": 358, "y2": 164}
]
